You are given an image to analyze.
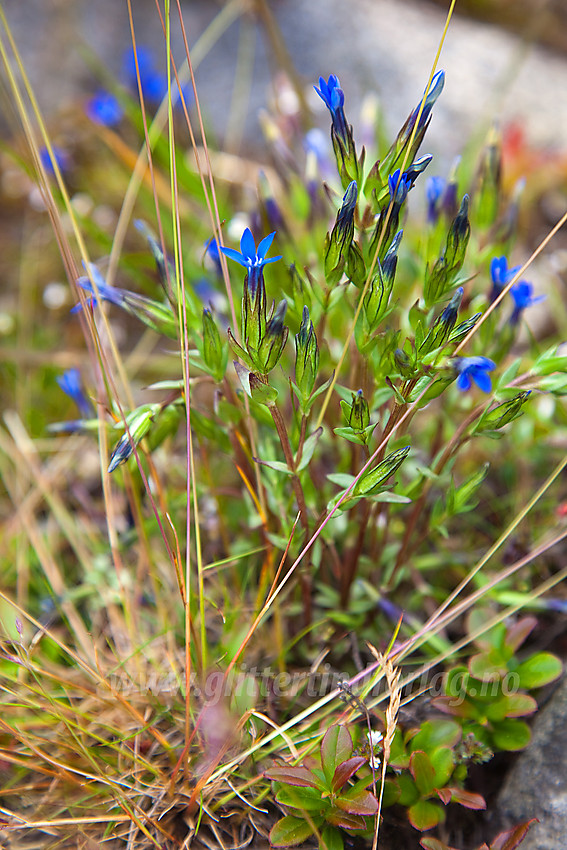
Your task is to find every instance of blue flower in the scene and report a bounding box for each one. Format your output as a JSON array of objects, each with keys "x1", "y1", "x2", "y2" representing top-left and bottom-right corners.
[
  {"x1": 509, "y1": 280, "x2": 545, "y2": 325},
  {"x1": 402, "y1": 155, "x2": 432, "y2": 190},
  {"x1": 411, "y1": 70, "x2": 445, "y2": 131},
  {"x1": 204, "y1": 237, "x2": 223, "y2": 276},
  {"x1": 40, "y1": 145, "x2": 69, "y2": 176},
  {"x1": 388, "y1": 169, "x2": 412, "y2": 206},
  {"x1": 314, "y1": 74, "x2": 349, "y2": 145},
  {"x1": 86, "y1": 90, "x2": 123, "y2": 126},
  {"x1": 220, "y1": 228, "x2": 281, "y2": 297},
  {"x1": 71, "y1": 264, "x2": 125, "y2": 312},
  {"x1": 426, "y1": 176, "x2": 446, "y2": 224},
  {"x1": 454, "y1": 356, "x2": 496, "y2": 392},
  {"x1": 489, "y1": 255, "x2": 521, "y2": 302},
  {"x1": 56, "y1": 368, "x2": 93, "y2": 418}
]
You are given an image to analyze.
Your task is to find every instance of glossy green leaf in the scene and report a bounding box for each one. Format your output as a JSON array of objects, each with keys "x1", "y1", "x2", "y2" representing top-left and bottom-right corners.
[
  {"x1": 491, "y1": 720, "x2": 531, "y2": 751},
  {"x1": 410, "y1": 750, "x2": 437, "y2": 796},
  {"x1": 408, "y1": 799, "x2": 445, "y2": 831},
  {"x1": 270, "y1": 816, "x2": 319, "y2": 847},
  {"x1": 320, "y1": 825, "x2": 344, "y2": 850},
  {"x1": 515, "y1": 652, "x2": 562, "y2": 689}
]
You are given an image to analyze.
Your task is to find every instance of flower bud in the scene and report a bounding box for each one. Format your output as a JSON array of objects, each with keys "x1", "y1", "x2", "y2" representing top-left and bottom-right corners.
[
  {"x1": 202, "y1": 308, "x2": 226, "y2": 382},
  {"x1": 325, "y1": 181, "x2": 358, "y2": 284},
  {"x1": 348, "y1": 389, "x2": 370, "y2": 431},
  {"x1": 295, "y1": 306, "x2": 319, "y2": 400},
  {"x1": 257, "y1": 300, "x2": 289, "y2": 374},
  {"x1": 108, "y1": 405, "x2": 157, "y2": 473}
]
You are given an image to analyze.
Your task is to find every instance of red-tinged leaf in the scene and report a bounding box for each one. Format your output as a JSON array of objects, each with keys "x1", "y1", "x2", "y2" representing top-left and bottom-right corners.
[
  {"x1": 489, "y1": 817, "x2": 538, "y2": 850},
  {"x1": 326, "y1": 809, "x2": 367, "y2": 831},
  {"x1": 265, "y1": 765, "x2": 322, "y2": 789},
  {"x1": 335, "y1": 788, "x2": 378, "y2": 816},
  {"x1": 331, "y1": 756, "x2": 367, "y2": 793},
  {"x1": 321, "y1": 725, "x2": 353, "y2": 783},
  {"x1": 269, "y1": 815, "x2": 318, "y2": 847},
  {"x1": 436, "y1": 787, "x2": 452, "y2": 805},
  {"x1": 447, "y1": 787, "x2": 486, "y2": 810},
  {"x1": 431, "y1": 695, "x2": 477, "y2": 719},
  {"x1": 503, "y1": 694, "x2": 537, "y2": 717},
  {"x1": 408, "y1": 799, "x2": 445, "y2": 831},
  {"x1": 505, "y1": 616, "x2": 537, "y2": 653},
  {"x1": 410, "y1": 750, "x2": 437, "y2": 796}
]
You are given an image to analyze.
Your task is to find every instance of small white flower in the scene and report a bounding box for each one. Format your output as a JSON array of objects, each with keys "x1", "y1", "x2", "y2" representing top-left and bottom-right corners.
[{"x1": 367, "y1": 730, "x2": 383, "y2": 751}]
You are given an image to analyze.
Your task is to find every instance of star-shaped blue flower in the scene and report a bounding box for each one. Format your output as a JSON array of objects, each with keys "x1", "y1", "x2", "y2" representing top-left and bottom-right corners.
[
  {"x1": 411, "y1": 70, "x2": 445, "y2": 131},
  {"x1": 314, "y1": 74, "x2": 349, "y2": 144},
  {"x1": 72, "y1": 264, "x2": 125, "y2": 312},
  {"x1": 86, "y1": 90, "x2": 123, "y2": 126},
  {"x1": 426, "y1": 176, "x2": 446, "y2": 224},
  {"x1": 220, "y1": 228, "x2": 281, "y2": 297},
  {"x1": 489, "y1": 255, "x2": 521, "y2": 302},
  {"x1": 510, "y1": 280, "x2": 545, "y2": 325},
  {"x1": 454, "y1": 356, "x2": 496, "y2": 392},
  {"x1": 56, "y1": 368, "x2": 93, "y2": 418},
  {"x1": 388, "y1": 169, "x2": 412, "y2": 206}
]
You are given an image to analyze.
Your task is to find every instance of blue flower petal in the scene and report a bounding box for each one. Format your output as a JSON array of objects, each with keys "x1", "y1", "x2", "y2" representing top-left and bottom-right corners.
[
  {"x1": 473, "y1": 370, "x2": 493, "y2": 393},
  {"x1": 456, "y1": 372, "x2": 472, "y2": 391},
  {"x1": 240, "y1": 227, "x2": 257, "y2": 262},
  {"x1": 256, "y1": 231, "x2": 276, "y2": 261},
  {"x1": 219, "y1": 245, "x2": 248, "y2": 267}
]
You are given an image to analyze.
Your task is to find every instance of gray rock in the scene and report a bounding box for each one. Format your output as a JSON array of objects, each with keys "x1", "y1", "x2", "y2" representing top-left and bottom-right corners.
[
  {"x1": 497, "y1": 675, "x2": 567, "y2": 849},
  {"x1": 2, "y1": 0, "x2": 567, "y2": 165}
]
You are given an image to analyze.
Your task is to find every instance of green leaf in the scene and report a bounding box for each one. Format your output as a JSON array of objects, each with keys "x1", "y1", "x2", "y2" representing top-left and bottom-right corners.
[
  {"x1": 275, "y1": 785, "x2": 325, "y2": 812},
  {"x1": 408, "y1": 799, "x2": 445, "y2": 831},
  {"x1": 320, "y1": 825, "x2": 344, "y2": 850},
  {"x1": 515, "y1": 652, "x2": 563, "y2": 689},
  {"x1": 354, "y1": 446, "x2": 410, "y2": 496},
  {"x1": 491, "y1": 720, "x2": 531, "y2": 751},
  {"x1": 410, "y1": 751, "x2": 437, "y2": 796},
  {"x1": 430, "y1": 747, "x2": 454, "y2": 788},
  {"x1": 469, "y1": 651, "x2": 507, "y2": 682},
  {"x1": 320, "y1": 725, "x2": 353, "y2": 785},
  {"x1": 420, "y1": 839, "x2": 455, "y2": 850},
  {"x1": 254, "y1": 458, "x2": 294, "y2": 476},
  {"x1": 297, "y1": 427, "x2": 323, "y2": 472},
  {"x1": 410, "y1": 720, "x2": 461, "y2": 752},
  {"x1": 270, "y1": 815, "x2": 319, "y2": 847},
  {"x1": 396, "y1": 773, "x2": 419, "y2": 807},
  {"x1": 326, "y1": 473, "x2": 356, "y2": 488}
]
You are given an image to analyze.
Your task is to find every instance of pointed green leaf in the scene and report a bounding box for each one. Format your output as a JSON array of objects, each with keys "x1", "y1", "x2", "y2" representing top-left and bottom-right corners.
[
  {"x1": 297, "y1": 427, "x2": 323, "y2": 472},
  {"x1": 320, "y1": 725, "x2": 353, "y2": 784}
]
